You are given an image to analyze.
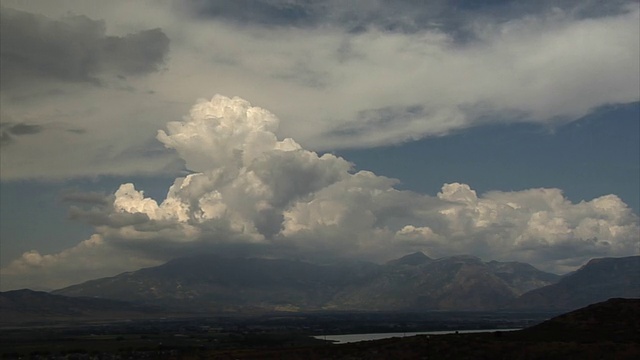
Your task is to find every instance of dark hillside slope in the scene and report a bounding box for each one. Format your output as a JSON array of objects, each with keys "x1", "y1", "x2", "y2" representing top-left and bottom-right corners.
[
  {"x1": 511, "y1": 256, "x2": 640, "y2": 310},
  {"x1": 516, "y1": 297, "x2": 640, "y2": 342}
]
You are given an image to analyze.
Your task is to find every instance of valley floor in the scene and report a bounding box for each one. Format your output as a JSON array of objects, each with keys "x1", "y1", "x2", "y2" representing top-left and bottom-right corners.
[{"x1": 2, "y1": 306, "x2": 637, "y2": 359}]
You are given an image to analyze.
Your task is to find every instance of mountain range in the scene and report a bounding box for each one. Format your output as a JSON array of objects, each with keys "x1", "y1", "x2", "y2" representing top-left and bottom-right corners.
[
  {"x1": 0, "y1": 289, "x2": 163, "y2": 325},
  {"x1": 47, "y1": 253, "x2": 639, "y2": 313}
]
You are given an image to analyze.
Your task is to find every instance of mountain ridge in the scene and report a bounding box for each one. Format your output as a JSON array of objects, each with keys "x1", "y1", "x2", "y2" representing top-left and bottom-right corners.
[
  {"x1": 6, "y1": 254, "x2": 637, "y2": 315},
  {"x1": 53, "y1": 252, "x2": 563, "y2": 312},
  {"x1": 0, "y1": 288, "x2": 165, "y2": 325},
  {"x1": 509, "y1": 255, "x2": 640, "y2": 310}
]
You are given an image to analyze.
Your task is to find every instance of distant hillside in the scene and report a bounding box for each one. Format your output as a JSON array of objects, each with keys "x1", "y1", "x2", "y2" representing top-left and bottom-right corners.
[
  {"x1": 54, "y1": 255, "x2": 382, "y2": 312},
  {"x1": 53, "y1": 253, "x2": 560, "y2": 312},
  {"x1": 517, "y1": 297, "x2": 640, "y2": 342},
  {"x1": 0, "y1": 289, "x2": 163, "y2": 325},
  {"x1": 487, "y1": 260, "x2": 561, "y2": 296},
  {"x1": 511, "y1": 256, "x2": 640, "y2": 310}
]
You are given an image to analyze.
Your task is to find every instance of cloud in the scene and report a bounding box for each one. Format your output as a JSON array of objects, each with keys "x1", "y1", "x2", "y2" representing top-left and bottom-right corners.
[
  {"x1": 0, "y1": 121, "x2": 44, "y2": 146},
  {"x1": 0, "y1": 235, "x2": 160, "y2": 291},
  {"x1": 0, "y1": 7, "x2": 169, "y2": 89},
  {"x1": 0, "y1": 1, "x2": 638, "y2": 179},
  {"x1": 183, "y1": 0, "x2": 319, "y2": 27},
  {"x1": 2, "y1": 95, "x2": 637, "y2": 290},
  {"x1": 60, "y1": 190, "x2": 110, "y2": 205},
  {"x1": 1, "y1": 1, "x2": 638, "y2": 290},
  {"x1": 428, "y1": 184, "x2": 639, "y2": 271},
  {"x1": 0, "y1": 5, "x2": 178, "y2": 180},
  {"x1": 182, "y1": 0, "x2": 634, "y2": 35}
]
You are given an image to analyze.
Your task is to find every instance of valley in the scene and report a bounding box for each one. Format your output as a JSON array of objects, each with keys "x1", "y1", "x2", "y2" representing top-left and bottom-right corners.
[{"x1": 1, "y1": 299, "x2": 637, "y2": 359}]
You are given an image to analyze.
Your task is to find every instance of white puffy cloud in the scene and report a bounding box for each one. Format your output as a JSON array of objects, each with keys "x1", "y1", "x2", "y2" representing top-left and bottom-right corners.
[
  {"x1": 428, "y1": 184, "x2": 639, "y2": 272},
  {"x1": 2, "y1": 96, "x2": 637, "y2": 289},
  {"x1": 0, "y1": 1, "x2": 638, "y2": 179}
]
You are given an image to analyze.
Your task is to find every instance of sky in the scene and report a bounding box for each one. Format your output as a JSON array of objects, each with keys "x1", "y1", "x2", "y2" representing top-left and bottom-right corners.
[{"x1": 0, "y1": 0, "x2": 638, "y2": 291}]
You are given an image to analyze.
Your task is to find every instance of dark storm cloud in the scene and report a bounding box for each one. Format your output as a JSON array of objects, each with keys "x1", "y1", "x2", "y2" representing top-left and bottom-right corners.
[
  {"x1": 4, "y1": 123, "x2": 43, "y2": 135},
  {"x1": 0, "y1": 119, "x2": 88, "y2": 147},
  {"x1": 63, "y1": 190, "x2": 150, "y2": 228},
  {"x1": 183, "y1": 0, "x2": 317, "y2": 26},
  {"x1": 0, "y1": 122, "x2": 44, "y2": 146},
  {"x1": 60, "y1": 190, "x2": 110, "y2": 205},
  {"x1": 100, "y1": 29, "x2": 170, "y2": 75},
  {"x1": 68, "y1": 205, "x2": 150, "y2": 228},
  {"x1": 0, "y1": 7, "x2": 169, "y2": 90},
  {"x1": 181, "y1": 0, "x2": 636, "y2": 37}
]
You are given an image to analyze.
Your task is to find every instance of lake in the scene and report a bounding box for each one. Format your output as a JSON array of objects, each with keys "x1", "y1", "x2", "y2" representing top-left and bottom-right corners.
[{"x1": 315, "y1": 328, "x2": 521, "y2": 344}]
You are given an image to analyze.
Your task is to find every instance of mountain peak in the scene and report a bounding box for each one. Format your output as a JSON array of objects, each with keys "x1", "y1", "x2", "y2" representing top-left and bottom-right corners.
[{"x1": 387, "y1": 251, "x2": 432, "y2": 266}]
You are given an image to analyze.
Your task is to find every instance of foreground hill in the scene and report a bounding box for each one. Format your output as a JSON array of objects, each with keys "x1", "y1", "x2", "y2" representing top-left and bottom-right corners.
[
  {"x1": 54, "y1": 253, "x2": 559, "y2": 311},
  {"x1": 510, "y1": 255, "x2": 640, "y2": 310},
  {"x1": 0, "y1": 289, "x2": 163, "y2": 325},
  {"x1": 516, "y1": 298, "x2": 640, "y2": 343}
]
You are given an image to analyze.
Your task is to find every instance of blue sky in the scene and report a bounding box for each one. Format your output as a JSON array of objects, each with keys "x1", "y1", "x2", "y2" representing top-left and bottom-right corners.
[
  {"x1": 0, "y1": 0, "x2": 638, "y2": 290},
  {"x1": 338, "y1": 103, "x2": 640, "y2": 213}
]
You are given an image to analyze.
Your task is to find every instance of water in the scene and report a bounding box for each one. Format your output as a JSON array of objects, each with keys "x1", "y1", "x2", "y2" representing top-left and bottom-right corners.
[{"x1": 315, "y1": 328, "x2": 521, "y2": 344}]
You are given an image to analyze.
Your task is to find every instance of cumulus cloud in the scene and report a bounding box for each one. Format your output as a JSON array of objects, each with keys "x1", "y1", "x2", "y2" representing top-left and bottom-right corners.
[
  {"x1": 0, "y1": 1, "x2": 638, "y2": 179},
  {"x1": 2, "y1": 96, "x2": 637, "y2": 289},
  {"x1": 429, "y1": 184, "x2": 639, "y2": 272}
]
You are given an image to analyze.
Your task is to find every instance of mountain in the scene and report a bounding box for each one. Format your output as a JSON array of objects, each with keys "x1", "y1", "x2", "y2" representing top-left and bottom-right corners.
[
  {"x1": 0, "y1": 289, "x2": 162, "y2": 325},
  {"x1": 510, "y1": 255, "x2": 640, "y2": 310},
  {"x1": 487, "y1": 260, "x2": 561, "y2": 296},
  {"x1": 53, "y1": 253, "x2": 560, "y2": 312},
  {"x1": 385, "y1": 251, "x2": 432, "y2": 266},
  {"x1": 54, "y1": 255, "x2": 381, "y2": 312},
  {"x1": 328, "y1": 255, "x2": 554, "y2": 310}
]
